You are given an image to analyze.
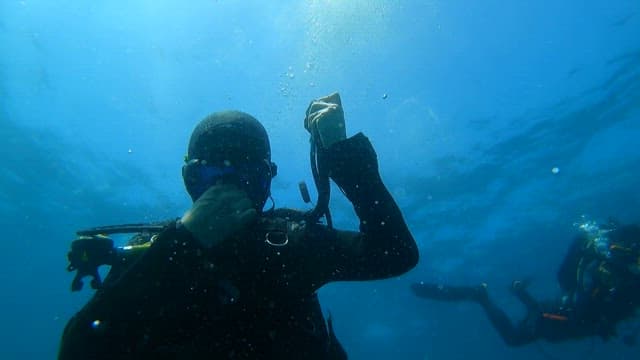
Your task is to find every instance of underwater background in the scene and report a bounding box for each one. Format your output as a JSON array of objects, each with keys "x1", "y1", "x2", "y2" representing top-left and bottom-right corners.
[{"x1": 1, "y1": 1, "x2": 639, "y2": 359}]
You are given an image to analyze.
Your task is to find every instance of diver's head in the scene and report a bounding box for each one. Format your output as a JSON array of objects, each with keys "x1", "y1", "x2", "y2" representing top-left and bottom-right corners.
[{"x1": 183, "y1": 111, "x2": 277, "y2": 210}]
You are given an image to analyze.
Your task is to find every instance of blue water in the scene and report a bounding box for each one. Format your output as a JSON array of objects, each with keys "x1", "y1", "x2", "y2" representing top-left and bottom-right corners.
[{"x1": 1, "y1": 1, "x2": 639, "y2": 359}]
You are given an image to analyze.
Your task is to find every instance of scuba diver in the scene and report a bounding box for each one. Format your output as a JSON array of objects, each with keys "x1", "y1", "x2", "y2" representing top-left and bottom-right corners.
[
  {"x1": 412, "y1": 221, "x2": 640, "y2": 347},
  {"x1": 59, "y1": 92, "x2": 418, "y2": 359}
]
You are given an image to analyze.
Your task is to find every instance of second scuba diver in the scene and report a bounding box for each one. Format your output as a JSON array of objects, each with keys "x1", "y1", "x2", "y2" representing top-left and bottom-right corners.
[{"x1": 412, "y1": 221, "x2": 640, "y2": 346}]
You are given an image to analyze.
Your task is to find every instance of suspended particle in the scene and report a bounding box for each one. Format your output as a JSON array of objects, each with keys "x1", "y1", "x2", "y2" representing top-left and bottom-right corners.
[
  {"x1": 551, "y1": 167, "x2": 560, "y2": 174},
  {"x1": 382, "y1": 93, "x2": 388, "y2": 100}
]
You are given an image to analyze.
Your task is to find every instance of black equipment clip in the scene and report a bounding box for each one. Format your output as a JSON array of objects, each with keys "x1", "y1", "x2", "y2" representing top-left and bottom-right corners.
[
  {"x1": 67, "y1": 224, "x2": 166, "y2": 291},
  {"x1": 67, "y1": 235, "x2": 116, "y2": 291}
]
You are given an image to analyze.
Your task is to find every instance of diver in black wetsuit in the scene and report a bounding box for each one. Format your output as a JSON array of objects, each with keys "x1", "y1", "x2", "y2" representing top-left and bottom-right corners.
[
  {"x1": 59, "y1": 92, "x2": 418, "y2": 359},
  {"x1": 412, "y1": 222, "x2": 640, "y2": 346}
]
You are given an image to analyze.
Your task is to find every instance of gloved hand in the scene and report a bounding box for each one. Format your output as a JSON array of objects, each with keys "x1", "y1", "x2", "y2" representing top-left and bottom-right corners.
[
  {"x1": 180, "y1": 184, "x2": 258, "y2": 248},
  {"x1": 304, "y1": 92, "x2": 347, "y2": 149}
]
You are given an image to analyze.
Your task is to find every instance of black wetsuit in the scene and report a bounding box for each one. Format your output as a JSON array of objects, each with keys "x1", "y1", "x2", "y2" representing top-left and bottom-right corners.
[
  {"x1": 59, "y1": 133, "x2": 418, "y2": 360},
  {"x1": 412, "y1": 226, "x2": 640, "y2": 346}
]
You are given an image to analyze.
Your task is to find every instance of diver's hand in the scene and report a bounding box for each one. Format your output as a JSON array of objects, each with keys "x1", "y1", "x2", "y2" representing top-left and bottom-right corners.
[
  {"x1": 304, "y1": 92, "x2": 347, "y2": 149},
  {"x1": 180, "y1": 184, "x2": 257, "y2": 248}
]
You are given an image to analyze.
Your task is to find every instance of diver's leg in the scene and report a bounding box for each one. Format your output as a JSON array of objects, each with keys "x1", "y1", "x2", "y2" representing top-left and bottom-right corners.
[
  {"x1": 477, "y1": 295, "x2": 537, "y2": 346},
  {"x1": 411, "y1": 282, "x2": 538, "y2": 346},
  {"x1": 411, "y1": 282, "x2": 488, "y2": 302},
  {"x1": 511, "y1": 280, "x2": 540, "y2": 313}
]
